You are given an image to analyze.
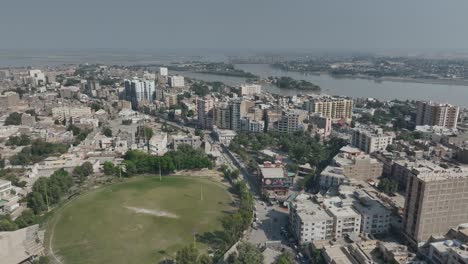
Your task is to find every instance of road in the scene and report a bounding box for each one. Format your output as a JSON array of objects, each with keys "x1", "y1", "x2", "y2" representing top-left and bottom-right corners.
[{"x1": 154, "y1": 116, "x2": 304, "y2": 262}]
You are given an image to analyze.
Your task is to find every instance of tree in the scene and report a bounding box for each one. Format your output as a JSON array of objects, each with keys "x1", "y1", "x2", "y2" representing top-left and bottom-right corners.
[
  {"x1": 275, "y1": 252, "x2": 294, "y2": 264},
  {"x1": 195, "y1": 129, "x2": 204, "y2": 140},
  {"x1": 227, "y1": 242, "x2": 264, "y2": 264},
  {"x1": 103, "y1": 161, "x2": 116, "y2": 175},
  {"x1": 81, "y1": 161, "x2": 94, "y2": 176},
  {"x1": 4, "y1": 112, "x2": 22, "y2": 125},
  {"x1": 197, "y1": 254, "x2": 213, "y2": 264},
  {"x1": 231, "y1": 169, "x2": 240, "y2": 179},
  {"x1": 103, "y1": 127, "x2": 113, "y2": 137},
  {"x1": 14, "y1": 209, "x2": 37, "y2": 228},
  {"x1": 135, "y1": 126, "x2": 154, "y2": 142},
  {"x1": 0, "y1": 155, "x2": 4, "y2": 169},
  {"x1": 175, "y1": 244, "x2": 199, "y2": 264}
]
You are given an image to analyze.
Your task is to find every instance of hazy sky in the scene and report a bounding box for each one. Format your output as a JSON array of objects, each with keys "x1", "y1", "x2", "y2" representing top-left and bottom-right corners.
[{"x1": 1, "y1": 0, "x2": 468, "y2": 52}]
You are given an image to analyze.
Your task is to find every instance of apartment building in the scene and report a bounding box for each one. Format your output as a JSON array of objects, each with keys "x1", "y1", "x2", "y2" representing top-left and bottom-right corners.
[
  {"x1": 124, "y1": 78, "x2": 155, "y2": 109},
  {"x1": 197, "y1": 96, "x2": 214, "y2": 129},
  {"x1": 303, "y1": 96, "x2": 353, "y2": 123},
  {"x1": 171, "y1": 134, "x2": 202, "y2": 150},
  {"x1": 52, "y1": 106, "x2": 92, "y2": 122},
  {"x1": 319, "y1": 146, "x2": 383, "y2": 188},
  {"x1": 352, "y1": 191, "x2": 391, "y2": 235},
  {"x1": 416, "y1": 101, "x2": 459, "y2": 129},
  {"x1": 327, "y1": 204, "x2": 362, "y2": 239},
  {"x1": 213, "y1": 102, "x2": 231, "y2": 129},
  {"x1": 290, "y1": 194, "x2": 334, "y2": 244},
  {"x1": 168, "y1": 76, "x2": 185, "y2": 88},
  {"x1": 239, "y1": 84, "x2": 261, "y2": 96},
  {"x1": 274, "y1": 109, "x2": 307, "y2": 134},
  {"x1": 428, "y1": 240, "x2": 468, "y2": 264},
  {"x1": 308, "y1": 114, "x2": 332, "y2": 139},
  {"x1": 0, "y1": 179, "x2": 12, "y2": 198},
  {"x1": 351, "y1": 125, "x2": 395, "y2": 154},
  {"x1": 403, "y1": 167, "x2": 468, "y2": 247},
  {"x1": 391, "y1": 159, "x2": 444, "y2": 191},
  {"x1": 333, "y1": 150, "x2": 383, "y2": 182}
]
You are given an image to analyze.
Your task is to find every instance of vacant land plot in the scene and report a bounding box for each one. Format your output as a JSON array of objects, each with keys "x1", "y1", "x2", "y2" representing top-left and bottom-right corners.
[{"x1": 48, "y1": 176, "x2": 233, "y2": 264}]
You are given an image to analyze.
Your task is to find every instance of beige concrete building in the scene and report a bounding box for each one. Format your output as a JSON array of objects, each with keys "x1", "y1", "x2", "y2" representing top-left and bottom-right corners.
[
  {"x1": 333, "y1": 149, "x2": 383, "y2": 182},
  {"x1": 51, "y1": 106, "x2": 92, "y2": 122},
  {"x1": 273, "y1": 109, "x2": 307, "y2": 134},
  {"x1": 416, "y1": 101, "x2": 459, "y2": 129},
  {"x1": 351, "y1": 125, "x2": 395, "y2": 154},
  {"x1": 239, "y1": 84, "x2": 261, "y2": 96},
  {"x1": 0, "y1": 92, "x2": 19, "y2": 109},
  {"x1": 403, "y1": 167, "x2": 468, "y2": 247},
  {"x1": 303, "y1": 96, "x2": 353, "y2": 123}
]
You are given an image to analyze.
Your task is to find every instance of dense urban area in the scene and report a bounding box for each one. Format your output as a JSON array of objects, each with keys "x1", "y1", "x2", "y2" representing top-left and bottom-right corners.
[{"x1": 1, "y1": 58, "x2": 468, "y2": 264}]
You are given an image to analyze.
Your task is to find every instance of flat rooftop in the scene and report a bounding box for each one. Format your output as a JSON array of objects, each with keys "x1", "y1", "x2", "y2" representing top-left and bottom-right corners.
[{"x1": 259, "y1": 166, "x2": 285, "y2": 179}]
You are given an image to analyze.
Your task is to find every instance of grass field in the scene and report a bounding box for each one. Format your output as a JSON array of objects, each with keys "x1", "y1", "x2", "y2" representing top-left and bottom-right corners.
[{"x1": 48, "y1": 176, "x2": 233, "y2": 264}]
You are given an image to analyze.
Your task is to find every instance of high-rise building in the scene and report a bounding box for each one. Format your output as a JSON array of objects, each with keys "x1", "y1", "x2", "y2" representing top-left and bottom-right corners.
[
  {"x1": 303, "y1": 96, "x2": 353, "y2": 123},
  {"x1": 214, "y1": 102, "x2": 231, "y2": 129},
  {"x1": 229, "y1": 99, "x2": 244, "y2": 131},
  {"x1": 274, "y1": 109, "x2": 307, "y2": 134},
  {"x1": 168, "y1": 76, "x2": 185, "y2": 88},
  {"x1": 124, "y1": 78, "x2": 155, "y2": 109},
  {"x1": 239, "y1": 84, "x2": 261, "y2": 96},
  {"x1": 351, "y1": 125, "x2": 395, "y2": 154},
  {"x1": 403, "y1": 167, "x2": 468, "y2": 247},
  {"x1": 416, "y1": 101, "x2": 459, "y2": 128},
  {"x1": 159, "y1": 67, "x2": 168, "y2": 77},
  {"x1": 197, "y1": 96, "x2": 214, "y2": 129}
]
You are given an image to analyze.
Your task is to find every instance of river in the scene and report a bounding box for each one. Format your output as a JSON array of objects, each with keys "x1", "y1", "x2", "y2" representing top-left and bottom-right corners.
[{"x1": 178, "y1": 64, "x2": 468, "y2": 108}]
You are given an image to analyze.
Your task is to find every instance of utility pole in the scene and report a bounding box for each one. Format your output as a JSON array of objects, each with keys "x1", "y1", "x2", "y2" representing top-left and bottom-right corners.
[
  {"x1": 43, "y1": 182, "x2": 50, "y2": 211},
  {"x1": 200, "y1": 184, "x2": 203, "y2": 201},
  {"x1": 159, "y1": 158, "x2": 162, "y2": 181}
]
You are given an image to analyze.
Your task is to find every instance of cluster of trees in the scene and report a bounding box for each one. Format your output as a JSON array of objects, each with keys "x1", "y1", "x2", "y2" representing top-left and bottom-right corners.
[
  {"x1": 226, "y1": 242, "x2": 264, "y2": 264},
  {"x1": 229, "y1": 131, "x2": 347, "y2": 190},
  {"x1": 269, "y1": 76, "x2": 320, "y2": 91},
  {"x1": 396, "y1": 131, "x2": 422, "y2": 143},
  {"x1": 67, "y1": 124, "x2": 91, "y2": 146},
  {"x1": 27, "y1": 169, "x2": 74, "y2": 214},
  {"x1": 4, "y1": 112, "x2": 22, "y2": 125},
  {"x1": 378, "y1": 178, "x2": 399, "y2": 195},
  {"x1": 1, "y1": 169, "x2": 73, "y2": 231},
  {"x1": 175, "y1": 244, "x2": 213, "y2": 264},
  {"x1": 274, "y1": 252, "x2": 295, "y2": 264},
  {"x1": 220, "y1": 164, "x2": 240, "y2": 181},
  {"x1": 6, "y1": 134, "x2": 31, "y2": 146},
  {"x1": 0, "y1": 209, "x2": 39, "y2": 231},
  {"x1": 192, "y1": 83, "x2": 210, "y2": 97},
  {"x1": 72, "y1": 161, "x2": 94, "y2": 182},
  {"x1": 9, "y1": 140, "x2": 68, "y2": 166},
  {"x1": 205, "y1": 182, "x2": 254, "y2": 259},
  {"x1": 357, "y1": 101, "x2": 416, "y2": 130},
  {"x1": 123, "y1": 145, "x2": 214, "y2": 176}
]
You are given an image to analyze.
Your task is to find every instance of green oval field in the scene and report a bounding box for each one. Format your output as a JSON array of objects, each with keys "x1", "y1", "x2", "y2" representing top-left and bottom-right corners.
[{"x1": 48, "y1": 176, "x2": 233, "y2": 264}]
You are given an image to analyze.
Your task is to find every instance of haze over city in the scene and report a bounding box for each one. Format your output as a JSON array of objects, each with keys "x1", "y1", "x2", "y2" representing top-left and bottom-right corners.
[{"x1": 1, "y1": 0, "x2": 468, "y2": 53}]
